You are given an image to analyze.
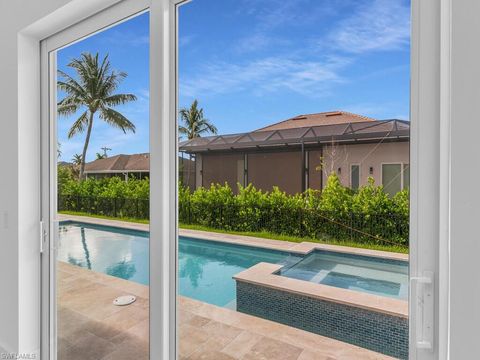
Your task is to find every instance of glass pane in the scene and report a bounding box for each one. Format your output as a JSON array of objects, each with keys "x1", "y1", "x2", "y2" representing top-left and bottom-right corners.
[
  {"x1": 403, "y1": 163, "x2": 410, "y2": 189},
  {"x1": 351, "y1": 165, "x2": 360, "y2": 190},
  {"x1": 177, "y1": 0, "x2": 410, "y2": 359},
  {"x1": 382, "y1": 164, "x2": 402, "y2": 196},
  {"x1": 55, "y1": 13, "x2": 150, "y2": 360}
]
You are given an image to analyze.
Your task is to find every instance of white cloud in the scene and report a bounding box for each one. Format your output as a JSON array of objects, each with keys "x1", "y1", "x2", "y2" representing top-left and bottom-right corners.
[
  {"x1": 234, "y1": 0, "x2": 339, "y2": 54},
  {"x1": 327, "y1": 0, "x2": 410, "y2": 54},
  {"x1": 180, "y1": 55, "x2": 349, "y2": 99},
  {"x1": 234, "y1": 34, "x2": 275, "y2": 54}
]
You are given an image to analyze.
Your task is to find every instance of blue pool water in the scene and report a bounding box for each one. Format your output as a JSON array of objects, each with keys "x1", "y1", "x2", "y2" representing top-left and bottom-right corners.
[
  {"x1": 58, "y1": 222, "x2": 293, "y2": 307},
  {"x1": 280, "y1": 251, "x2": 408, "y2": 300},
  {"x1": 58, "y1": 222, "x2": 408, "y2": 307}
]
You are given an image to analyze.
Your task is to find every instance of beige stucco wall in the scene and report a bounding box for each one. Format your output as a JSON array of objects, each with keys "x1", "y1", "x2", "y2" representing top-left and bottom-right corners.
[
  {"x1": 319, "y1": 142, "x2": 410, "y2": 188},
  {"x1": 248, "y1": 151, "x2": 303, "y2": 194},
  {"x1": 194, "y1": 141, "x2": 409, "y2": 195},
  {"x1": 308, "y1": 149, "x2": 323, "y2": 190},
  {"x1": 201, "y1": 153, "x2": 244, "y2": 191}
]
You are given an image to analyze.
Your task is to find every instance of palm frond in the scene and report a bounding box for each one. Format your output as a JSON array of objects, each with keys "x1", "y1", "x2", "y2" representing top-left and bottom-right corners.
[
  {"x1": 57, "y1": 52, "x2": 138, "y2": 152},
  {"x1": 67, "y1": 112, "x2": 89, "y2": 138},
  {"x1": 99, "y1": 107, "x2": 136, "y2": 133},
  {"x1": 103, "y1": 94, "x2": 137, "y2": 107},
  {"x1": 58, "y1": 96, "x2": 82, "y2": 117},
  {"x1": 58, "y1": 103, "x2": 79, "y2": 117},
  {"x1": 178, "y1": 126, "x2": 189, "y2": 135},
  {"x1": 57, "y1": 70, "x2": 87, "y2": 99},
  {"x1": 178, "y1": 100, "x2": 217, "y2": 139}
]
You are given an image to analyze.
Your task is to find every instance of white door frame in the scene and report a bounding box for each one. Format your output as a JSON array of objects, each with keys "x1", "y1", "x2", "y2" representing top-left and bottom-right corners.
[
  {"x1": 36, "y1": 0, "x2": 451, "y2": 359},
  {"x1": 411, "y1": 0, "x2": 451, "y2": 358},
  {"x1": 39, "y1": 0, "x2": 181, "y2": 359}
]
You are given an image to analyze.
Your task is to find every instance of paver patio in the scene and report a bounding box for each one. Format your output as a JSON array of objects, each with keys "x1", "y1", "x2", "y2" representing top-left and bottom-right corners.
[{"x1": 57, "y1": 261, "x2": 394, "y2": 360}]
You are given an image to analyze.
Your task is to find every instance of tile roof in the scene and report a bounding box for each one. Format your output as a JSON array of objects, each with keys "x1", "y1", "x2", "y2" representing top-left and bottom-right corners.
[
  {"x1": 84, "y1": 153, "x2": 196, "y2": 173},
  {"x1": 85, "y1": 153, "x2": 195, "y2": 173},
  {"x1": 254, "y1": 111, "x2": 376, "y2": 132},
  {"x1": 84, "y1": 153, "x2": 150, "y2": 173}
]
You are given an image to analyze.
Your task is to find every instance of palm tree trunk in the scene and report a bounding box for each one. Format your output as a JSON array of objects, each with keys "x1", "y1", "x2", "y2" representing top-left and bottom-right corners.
[{"x1": 79, "y1": 112, "x2": 94, "y2": 181}]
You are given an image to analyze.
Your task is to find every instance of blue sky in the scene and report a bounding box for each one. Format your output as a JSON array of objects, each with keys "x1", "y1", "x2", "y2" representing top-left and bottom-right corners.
[{"x1": 57, "y1": 0, "x2": 410, "y2": 162}]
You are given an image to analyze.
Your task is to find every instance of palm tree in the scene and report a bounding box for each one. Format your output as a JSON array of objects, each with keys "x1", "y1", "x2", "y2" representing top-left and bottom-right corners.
[
  {"x1": 179, "y1": 100, "x2": 217, "y2": 187},
  {"x1": 179, "y1": 100, "x2": 217, "y2": 140},
  {"x1": 71, "y1": 153, "x2": 83, "y2": 180},
  {"x1": 57, "y1": 52, "x2": 137, "y2": 180},
  {"x1": 72, "y1": 154, "x2": 83, "y2": 166},
  {"x1": 96, "y1": 152, "x2": 106, "y2": 160}
]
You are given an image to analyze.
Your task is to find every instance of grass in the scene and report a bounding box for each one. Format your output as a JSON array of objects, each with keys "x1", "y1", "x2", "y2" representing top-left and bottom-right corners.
[
  {"x1": 59, "y1": 210, "x2": 408, "y2": 254},
  {"x1": 59, "y1": 211, "x2": 149, "y2": 224}
]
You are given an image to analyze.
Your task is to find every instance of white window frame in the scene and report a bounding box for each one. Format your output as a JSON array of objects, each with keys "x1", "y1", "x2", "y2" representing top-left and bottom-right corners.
[{"x1": 28, "y1": 0, "x2": 451, "y2": 359}]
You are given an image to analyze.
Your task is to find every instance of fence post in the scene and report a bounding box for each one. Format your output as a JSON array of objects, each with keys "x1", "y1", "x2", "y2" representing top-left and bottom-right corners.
[
  {"x1": 189, "y1": 200, "x2": 192, "y2": 224},
  {"x1": 219, "y1": 204, "x2": 223, "y2": 229},
  {"x1": 299, "y1": 208, "x2": 303, "y2": 236},
  {"x1": 350, "y1": 212, "x2": 354, "y2": 241}
]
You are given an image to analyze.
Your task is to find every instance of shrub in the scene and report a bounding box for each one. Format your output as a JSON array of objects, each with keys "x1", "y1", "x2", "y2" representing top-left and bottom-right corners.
[{"x1": 58, "y1": 173, "x2": 409, "y2": 247}]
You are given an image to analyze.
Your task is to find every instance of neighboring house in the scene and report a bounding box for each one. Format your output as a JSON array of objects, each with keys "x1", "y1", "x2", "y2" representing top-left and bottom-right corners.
[
  {"x1": 84, "y1": 153, "x2": 196, "y2": 189},
  {"x1": 179, "y1": 111, "x2": 410, "y2": 195}
]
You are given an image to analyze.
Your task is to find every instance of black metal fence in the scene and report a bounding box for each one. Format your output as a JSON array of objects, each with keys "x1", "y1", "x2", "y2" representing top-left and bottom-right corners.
[
  {"x1": 58, "y1": 195, "x2": 409, "y2": 248},
  {"x1": 179, "y1": 202, "x2": 408, "y2": 248}
]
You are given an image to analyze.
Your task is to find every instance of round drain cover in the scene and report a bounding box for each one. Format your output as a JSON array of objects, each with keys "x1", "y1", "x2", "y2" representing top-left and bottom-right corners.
[{"x1": 113, "y1": 295, "x2": 136, "y2": 306}]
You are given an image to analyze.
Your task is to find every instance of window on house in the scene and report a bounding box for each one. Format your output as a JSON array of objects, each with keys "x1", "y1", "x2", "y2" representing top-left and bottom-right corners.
[
  {"x1": 351, "y1": 164, "x2": 360, "y2": 190},
  {"x1": 382, "y1": 163, "x2": 403, "y2": 195},
  {"x1": 403, "y1": 163, "x2": 410, "y2": 189}
]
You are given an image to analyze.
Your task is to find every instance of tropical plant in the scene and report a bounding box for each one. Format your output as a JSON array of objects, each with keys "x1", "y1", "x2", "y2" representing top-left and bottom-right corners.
[
  {"x1": 179, "y1": 99, "x2": 217, "y2": 140},
  {"x1": 70, "y1": 153, "x2": 83, "y2": 180},
  {"x1": 57, "y1": 52, "x2": 137, "y2": 180},
  {"x1": 72, "y1": 154, "x2": 83, "y2": 166},
  {"x1": 96, "y1": 152, "x2": 107, "y2": 160}
]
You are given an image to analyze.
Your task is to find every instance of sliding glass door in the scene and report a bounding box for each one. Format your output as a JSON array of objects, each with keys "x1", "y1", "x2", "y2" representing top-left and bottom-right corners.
[
  {"x1": 175, "y1": 0, "x2": 438, "y2": 359},
  {"x1": 39, "y1": 1, "x2": 443, "y2": 359},
  {"x1": 41, "y1": 1, "x2": 154, "y2": 359}
]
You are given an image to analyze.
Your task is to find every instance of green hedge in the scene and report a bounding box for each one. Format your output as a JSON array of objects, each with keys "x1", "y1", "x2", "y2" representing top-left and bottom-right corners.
[
  {"x1": 58, "y1": 166, "x2": 409, "y2": 247},
  {"x1": 179, "y1": 174, "x2": 409, "y2": 247}
]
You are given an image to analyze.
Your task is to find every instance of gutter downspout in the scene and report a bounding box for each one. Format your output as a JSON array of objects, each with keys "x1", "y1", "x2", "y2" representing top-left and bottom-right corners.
[
  {"x1": 301, "y1": 141, "x2": 306, "y2": 193},
  {"x1": 320, "y1": 144, "x2": 324, "y2": 191}
]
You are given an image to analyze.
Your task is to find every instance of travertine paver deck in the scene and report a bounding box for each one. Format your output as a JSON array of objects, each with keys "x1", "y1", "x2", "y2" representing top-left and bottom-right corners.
[{"x1": 58, "y1": 262, "x2": 394, "y2": 360}]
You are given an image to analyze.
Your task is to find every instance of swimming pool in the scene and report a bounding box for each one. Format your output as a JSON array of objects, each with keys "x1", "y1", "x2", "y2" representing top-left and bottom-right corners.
[
  {"x1": 58, "y1": 221, "x2": 407, "y2": 306},
  {"x1": 57, "y1": 222, "x2": 294, "y2": 307},
  {"x1": 58, "y1": 221, "x2": 408, "y2": 358},
  {"x1": 280, "y1": 250, "x2": 408, "y2": 300}
]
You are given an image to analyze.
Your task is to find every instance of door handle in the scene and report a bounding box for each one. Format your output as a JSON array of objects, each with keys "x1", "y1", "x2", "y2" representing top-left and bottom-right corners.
[
  {"x1": 40, "y1": 220, "x2": 46, "y2": 253},
  {"x1": 411, "y1": 271, "x2": 434, "y2": 351}
]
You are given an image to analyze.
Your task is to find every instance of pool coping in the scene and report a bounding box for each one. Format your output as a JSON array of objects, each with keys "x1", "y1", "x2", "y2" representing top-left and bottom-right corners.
[
  {"x1": 57, "y1": 214, "x2": 409, "y2": 261},
  {"x1": 233, "y1": 262, "x2": 408, "y2": 319}
]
